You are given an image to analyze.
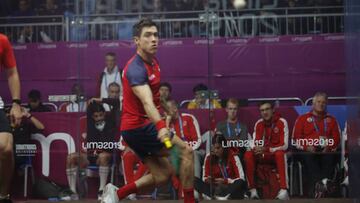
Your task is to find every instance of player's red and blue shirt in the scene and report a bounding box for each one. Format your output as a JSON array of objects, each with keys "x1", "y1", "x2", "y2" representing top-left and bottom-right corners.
[
  {"x1": 120, "y1": 54, "x2": 161, "y2": 131},
  {"x1": 0, "y1": 34, "x2": 16, "y2": 71}
]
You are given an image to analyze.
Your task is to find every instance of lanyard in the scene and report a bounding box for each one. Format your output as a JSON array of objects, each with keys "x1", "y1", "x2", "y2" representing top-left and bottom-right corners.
[
  {"x1": 104, "y1": 68, "x2": 118, "y2": 91},
  {"x1": 71, "y1": 102, "x2": 84, "y2": 112},
  {"x1": 226, "y1": 121, "x2": 241, "y2": 137},
  {"x1": 178, "y1": 115, "x2": 185, "y2": 140},
  {"x1": 312, "y1": 116, "x2": 327, "y2": 135},
  {"x1": 262, "y1": 123, "x2": 275, "y2": 139},
  {"x1": 218, "y1": 161, "x2": 228, "y2": 179}
]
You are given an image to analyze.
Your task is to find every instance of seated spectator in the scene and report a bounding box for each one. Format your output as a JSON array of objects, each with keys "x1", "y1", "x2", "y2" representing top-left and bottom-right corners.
[
  {"x1": 12, "y1": 0, "x2": 35, "y2": 17},
  {"x1": 165, "y1": 99, "x2": 201, "y2": 198},
  {"x1": 196, "y1": 132, "x2": 246, "y2": 200},
  {"x1": 5, "y1": 107, "x2": 44, "y2": 168},
  {"x1": 65, "y1": 102, "x2": 117, "y2": 200},
  {"x1": 216, "y1": 98, "x2": 249, "y2": 158},
  {"x1": 63, "y1": 84, "x2": 87, "y2": 112},
  {"x1": 27, "y1": 89, "x2": 52, "y2": 112},
  {"x1": 37, "y1": 0, "x2": 63, "y2": 15},
  {"x1": 187, "y1": 83, "x2": 221, "y2": 109},
  {"x1": 292, "y1": 92, "x2": 340, "y2": 198},
  {"x1": 159, "y1": 82, "x2": 172, "y2": 101},
  {"x1": 98, "y1": 52, "x2": 122, "y2": 100},
  {"x1": 244, "y1": 101, "x2": 289, "y2": 200}
]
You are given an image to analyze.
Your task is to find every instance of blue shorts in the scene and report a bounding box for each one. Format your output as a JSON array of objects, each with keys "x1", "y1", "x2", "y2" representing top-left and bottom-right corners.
[{"x1": 121, "y1": 123, "x2": 164, "y2": 160}]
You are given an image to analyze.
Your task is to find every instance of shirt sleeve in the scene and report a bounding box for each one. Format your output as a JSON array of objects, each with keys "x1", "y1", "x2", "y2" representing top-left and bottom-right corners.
[
  {"x1": 1, "y1": 36, "x2": 17, "y2": 69},
  {"x1": 126, "y1": 63, "x2": 148, "y2": 86}
]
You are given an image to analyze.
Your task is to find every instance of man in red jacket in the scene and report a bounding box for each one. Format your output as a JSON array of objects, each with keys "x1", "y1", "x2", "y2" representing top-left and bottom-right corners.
[
  {"x1": 292, "y1": 92, "x2": 340, "y2": 198},
  {"x1": 244, "y1": 101, "x2": 289, "y2": 200}
]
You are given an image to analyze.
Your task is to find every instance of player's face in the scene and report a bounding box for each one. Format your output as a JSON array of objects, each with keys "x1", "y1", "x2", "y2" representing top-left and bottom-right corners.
[
  {"x1": 195, "y1": 91, "x2": 206, "y2": 105},
  {"x1": 159, "y1": 86, "x2": 170, "y2": 100},
  {"x1": 259, "y1": 103, "x2": 274, "y2": 121},
  {"x1": 135, "y1": 26, "x2": 159, "y2": 56},
  {"x1": 105, "y1": 55, "x2": 116, "y2": 69},
  {"x1": 226, "y1": 102, "x2": 238, "y2": 121},
  {"x1": 29, "y1": 99, "x2": 40, "y2": 109},
  {"x1": 108, "y1": 86, "x2": 120, "y2": 98},
  {"x1": 213, "y1": 143, "x2": 224, "y2": 158},
  {"x1": 92, "y1": 111, "x2": 105, "y2": 123},
  {"x1": 313, "y1": 96, "x2": 327, "y2": 113},
  {"x1": 166, "y1": 101, "x2": 178, "y2": 117}
]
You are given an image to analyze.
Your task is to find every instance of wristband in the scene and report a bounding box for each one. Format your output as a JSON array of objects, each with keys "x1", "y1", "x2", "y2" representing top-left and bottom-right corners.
[
  {"x1": 12, "y1": 99, "x2": 21, "y2": 105},
  {"x1": 155, "y1": 120, "x2": 166, "y2": 131}
]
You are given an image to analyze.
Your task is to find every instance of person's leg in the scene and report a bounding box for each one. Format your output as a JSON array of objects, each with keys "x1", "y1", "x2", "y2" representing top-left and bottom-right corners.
[
  {"x1": 302, "y1": 152, "x2": 321, "y2": 197},
  {"x1": 319, "y1": 153, "x2": 336, "y2": 180},
  {"x1": 0, "y1": 132, "x2": 14, "y2": 198},
  {"x1": 193, "y1": 177, "x2": 212, "y2": 197},
  {"x1": 97, "y1": 151, "x2": 112, "y2": 192},
  {"x1": 228, "y1": 179, "x2": 247, "y2": 199},
  {"x1": 116, "y1": 155, "x2": 173, "y2": 200},
  {"x1": 121, "y1": 150, "x2": 138, "y2": 184},
  {"x1": 66, "y1": 152, "x2": 89, "y2": 193},
  {"x1": 172, "y1": 135, "x2": 195, "y2": 203},
  {"x1": 273, "y1": 150, "x2": 288, "y2": 189},
  {"x1": 243, "y1": 150, "x2": 256, "y2": 189}
]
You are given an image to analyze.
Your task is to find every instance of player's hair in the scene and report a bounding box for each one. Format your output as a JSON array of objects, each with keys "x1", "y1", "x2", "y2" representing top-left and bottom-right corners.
[
  {"x1": 258, "y1": 101, "x2": 274, "y2": 108},
  {"x1": 313, "y1": 91, "x2": 328, "y2": 101},
  {"x1": 105, "y1": 52, "x2": 116, "y2": 58},
  {"x1": 211, "y1": 132, "x2": 229, "y2": 164},
  {"x1": 133, "y1": 18, "x2": 158, "y2": 37},
  {"x1": 108, "y1": 82, "x2": 120, "y2": 89},
  {"x1": 28, "y1": 89, "x2": 41, "y2": 100},
  {"x1": 226, "y1": 98, "x2": 239, "y2": 108},
  {"x1": 88, "y1": 102, "x2": 105, "y2": 114},
  {"x1": 193, "y1": 83, "x2": 208, "y2": 93},
  {"x1": 160, "y1": 82, "x2": 172, "y2": 93}
]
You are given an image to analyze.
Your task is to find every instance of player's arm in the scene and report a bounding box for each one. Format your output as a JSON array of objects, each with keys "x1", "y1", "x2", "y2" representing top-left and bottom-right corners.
[
  {"x1": 2, "y1": 35, "x2": 21, "y2": 125},
  {"x1": 132, "y1": 84, "x2": 169, "y2": 142}
]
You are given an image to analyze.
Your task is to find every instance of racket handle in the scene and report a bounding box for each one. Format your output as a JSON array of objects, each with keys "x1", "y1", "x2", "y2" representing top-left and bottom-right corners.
[{"x1": 164, "y1": 137, "x2": 172, "y2": 149}]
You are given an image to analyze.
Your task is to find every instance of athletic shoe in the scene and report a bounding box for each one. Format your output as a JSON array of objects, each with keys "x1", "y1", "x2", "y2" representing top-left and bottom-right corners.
[
  {"x1": 249, "y1": 188, "x2": 260, "y2": 199},
  {"x1": 101, "y1": 183, "x2": 119, "y2": 203},
  {"x1": 276, "y1": 189, "x2": 289, "y2": 200},
  {"x1": 127, "y1": 193, "x2": 137, "y2": 200},
  {"x1": 98, "y1": 190, "x2": 103, "y2": 201},
  {"x1": 215, "y1": 194, "x2": 230, "y2": 200}
]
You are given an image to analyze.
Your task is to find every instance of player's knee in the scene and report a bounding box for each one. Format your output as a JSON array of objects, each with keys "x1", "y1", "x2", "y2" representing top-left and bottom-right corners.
[
  {"x1": 98, "y1": 153, "x2": 111, "y2": 166},
  {"x1": 274, "y1": 150, "x2": 285, "y2": 158},
  {"x1": 182, "y1": 146, "x2": 193, "y2": 162},
  {"x1": 0, "y1": 145, "x2": 12, "y2": 158},
  {"x1": 154, "y1": 171, "x2": 170, "y2": 186}
]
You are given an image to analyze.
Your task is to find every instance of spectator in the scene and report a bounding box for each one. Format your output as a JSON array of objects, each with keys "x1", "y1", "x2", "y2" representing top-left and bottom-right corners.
[
  {"x1": 244, "y1": 101, "x2": 289, "y2": 200},
  {"x1": 27, "y1": 89, "x2": 52, "y2": 112},
  {"x1": 89, "y1": 82, "x2": 121, "y2": 125},
  {"x1": 159, "y1": 82, "x2": 172, "y2": 101},
  {"x1": 98, "y1": 52, "x2": 122, "y2": 101},
  {"x1": 6, "y1": 107, "x2": 44, "y2": 168},
  {"x1": 12, "y1": 0, "x2": 35, "y2": 17},
  {"x1": 292, "y1": 92, "x2": 340, "y2": 198},
  {"x1": 63, "y1": 84, "x2": 87, "y2": 112},
  {"x1": 187, "y1": 83, "x2": 221, "y2": 109},
  {"x1": 216, "y1": 98, "x2": 249, "y2": 159},
  {"x1": 37, "y1": 0, "x2": 63, "y2": 15},
  {"x1": 196, "y1": 132, "x2": 247, "y2": 200},
  {"x1": 65, "y1": 102, "x2": 117, "y2": 200},
  {"x1": 165, "y1": 99, "x2": 202, "y2": 198}
]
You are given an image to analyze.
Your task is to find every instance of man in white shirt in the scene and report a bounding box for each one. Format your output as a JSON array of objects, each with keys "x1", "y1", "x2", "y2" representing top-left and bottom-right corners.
[{"x1": 98, "y1": 52, "x2": 122, "y2": 101}]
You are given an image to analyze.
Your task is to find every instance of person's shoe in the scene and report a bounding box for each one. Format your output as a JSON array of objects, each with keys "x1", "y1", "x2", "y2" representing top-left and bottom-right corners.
[
  {"x1": 98, "y1": 190, "x2": 103, "y2": 201},
  {"x1": 60, "y1": 190, "x2": 79, "y2": 201},
  {"x1": 215, "y1": 194, "x2": 230, "y2": 200},
  {"x1": 314, "y1": 179, "x2": 327, "y2": 198},
  {"x1": 276, "y1": 189, "x2": 289, "y2": 200},
  {"x1": 101, "y1": 183, "x2": 119, "y2": 203},
  {"x1": 127, "y1": 193, "x2": 137, "y2": 200},
  {"x1": 249, "y1": 188, "x2": 260, "y2": 199}
]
